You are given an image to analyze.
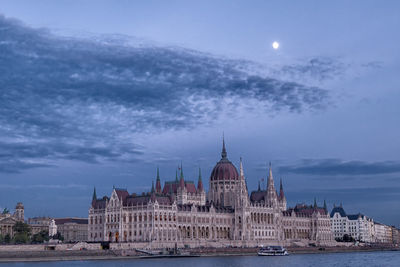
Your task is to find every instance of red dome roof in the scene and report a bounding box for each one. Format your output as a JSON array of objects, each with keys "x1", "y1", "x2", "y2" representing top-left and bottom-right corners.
[
  {"x1": 210, "y1": 138, "x2": 239, "y2": 181},
  {"x1": 210, "y1": 160, "x2": 239, "y2": 181}
]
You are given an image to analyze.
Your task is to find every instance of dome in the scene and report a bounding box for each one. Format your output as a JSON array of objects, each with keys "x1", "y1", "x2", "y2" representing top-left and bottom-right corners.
[{"x1": 210, "y1": 138, "x2": 239, "y2": 181}]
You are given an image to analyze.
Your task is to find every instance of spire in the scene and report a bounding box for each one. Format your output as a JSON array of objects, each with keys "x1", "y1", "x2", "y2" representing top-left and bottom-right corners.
[
  {"x1": 179, "y1": 164, "x2": 185, "y2": 189},
  {"x1": 221, "y1": 133, "x2": 227, "y2": 159},
  {"x1": 151, "y1": 181, "x2": 155, "y2": 193},
  {"x1": 267, "y1": 162, "x2": 275, "y2": 190},
  {"x1": 92, "y1": 187, "x2": 97, "y2": 201},
  {"x1": 155, "y1": 167, "x2": 161, "y2": 194},
  {"x1": 258, "y1": 181, "x2": 261, "y2": 191},
  {"x1": 175, "y1": 168, "x2": 178, "y2": 182},
  {"x1": 323, "y1": 199, "x2": 327, "y2": 212},
  {"x1": 266, "y1": 162, "x2": 278, "y2": 204},
  {"x1": 279, "y1": 178, "x2": 285, "y2": 199},
  {"x1": 240, "y1": 157, "x2": 244, "y2": 177},
  {"x1": 314, "y1": 197, "x2": 317, "y2": 209},
  {"x1": 197, "y1": 167, "x2": 204, "y2": 191}
]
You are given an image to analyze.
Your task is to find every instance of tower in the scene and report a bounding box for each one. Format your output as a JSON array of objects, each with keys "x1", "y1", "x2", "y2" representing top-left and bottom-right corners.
[
  {"x1": 197, "y1": 168, "x2": 206, "y2": 205},
  {"x1": 234, "y1": 157, "x2": 250, "y2": 240},
  {"x1": 14, "y1": 202, "x2": 24, "y2": 221},
  {"x1": 266, "y1": 163, "x2": 278, "y2": 207},
  {"x1": 208, "y1": 136, "x2": 240, "y2": 207},
  {"x1": 278, "y1": 178, "x2": 287, "y2": 211},
  {"x1": 155, "y1": 167, "x2": 162, "y2": 194},
  {"x1": 177, "y1": 164, "x2": 187, "y2": 204}
]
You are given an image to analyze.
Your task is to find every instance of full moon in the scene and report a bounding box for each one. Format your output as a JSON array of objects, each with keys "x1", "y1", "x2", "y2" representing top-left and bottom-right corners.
[{"x1": 272, "y1": 41, "x2": 280, "y2": 50}]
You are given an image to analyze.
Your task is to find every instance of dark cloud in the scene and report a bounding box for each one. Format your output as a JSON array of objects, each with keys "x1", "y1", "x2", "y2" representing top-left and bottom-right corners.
[
  {"x1": 0, "y1": 159, "x2": 54, "y2": 173},
  {"x1": 275, "y1": 57, "x2": 345, "y2": 82},
  {"x1": 279, "y1": 159, "x2": 400, "y2": 176},
  {"x1": 0, "y1": 15, "x2": 331, "y2": 173}
]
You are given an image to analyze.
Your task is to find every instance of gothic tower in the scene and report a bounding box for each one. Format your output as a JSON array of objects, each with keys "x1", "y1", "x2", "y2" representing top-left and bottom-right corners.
[{"x1": 266, "y1": 163, "x2": 278, "y2": 207}]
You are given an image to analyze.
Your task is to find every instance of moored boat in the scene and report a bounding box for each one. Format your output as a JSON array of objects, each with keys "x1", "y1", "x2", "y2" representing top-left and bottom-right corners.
[{"x1": 258, "y1": 246, "x2": 289, "y2": 256}]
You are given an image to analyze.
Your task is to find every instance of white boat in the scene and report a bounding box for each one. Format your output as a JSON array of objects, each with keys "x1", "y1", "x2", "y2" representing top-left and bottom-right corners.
[{"x1": 258, "y1": 246, "x2": 289, "y2": 256}]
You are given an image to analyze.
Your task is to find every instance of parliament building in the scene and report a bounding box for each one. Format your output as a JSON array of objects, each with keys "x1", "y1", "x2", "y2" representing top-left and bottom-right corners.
[{"x1": 88, "y1": 140, "x2": 334, "y2": 247}]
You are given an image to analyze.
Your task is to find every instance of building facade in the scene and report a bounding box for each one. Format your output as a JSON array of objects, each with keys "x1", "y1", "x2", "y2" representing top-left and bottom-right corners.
[
  {"x1": 27, "y1": 216, "x2": 53, "y2": 235},
  {"x1": 55, "y1": 218, "x2": 88, "y2": 242},
  {"x1": 89, "y1": 140, "x2": 334, "y2": 247},
  {"x1": 0, "y1": 203, "x2": 24, "y2": 238},
  {"x1": 330, "y1": 205, "x2": 398, "y2": 244},
  {"x1": 330, "y1": 205, "x2": 375, "y2": 242}
]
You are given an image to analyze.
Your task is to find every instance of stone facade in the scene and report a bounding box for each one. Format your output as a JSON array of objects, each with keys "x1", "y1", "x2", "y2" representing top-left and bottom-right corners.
[
  {"x1": 27, "y1": 217, "x2": 52, "y2": 235},
  {"x1": 330, "y1": 205, "x2": 397, "y2": 244},
  {"x1": 0, "y1": 203, "x2": 24, "y2": 238},
  {"x1": 89, "y1": 140, "x2": 334, "y2": 247},
  {"x1": 330, "y1": 205, "x2": 375, "y2": 242},
  {"x1": 55, "y1": 218, "x2": 88, "y2": 242}
]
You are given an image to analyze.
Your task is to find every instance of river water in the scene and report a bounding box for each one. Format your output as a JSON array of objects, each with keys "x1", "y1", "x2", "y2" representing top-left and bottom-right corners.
[{"x1": 1, "y1": 251, "x2": 399, "y2": 267}]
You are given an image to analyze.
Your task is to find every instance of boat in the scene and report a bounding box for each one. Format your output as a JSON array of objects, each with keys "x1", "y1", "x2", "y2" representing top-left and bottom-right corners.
[{"x1": 258, "y1": 246, "x2": 289, "y2": 256}]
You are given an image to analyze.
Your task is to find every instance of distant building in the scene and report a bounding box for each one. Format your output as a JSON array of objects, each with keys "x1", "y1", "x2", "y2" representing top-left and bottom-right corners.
[
  {"x1": 330, "y1": 205, "x2": 374, "y2": 242},
  {"x1": 27, "y1": 216, "x2": 52, "y2": 235},
  {"x1": 391, "y1": 226, "x2": 400, "y2": 245},
  {"x1": 55, "y1": 218, "x2": 88, "y2": 242},
  {"x1": 0, "y1": 202, "x2": 24, "y2": 238},
  {"x1": 374, "y1": 222, "x2": 393, "y2": 244},
  {"x1": 89, "y1": 139, "x2": 334, "y2": 247}
]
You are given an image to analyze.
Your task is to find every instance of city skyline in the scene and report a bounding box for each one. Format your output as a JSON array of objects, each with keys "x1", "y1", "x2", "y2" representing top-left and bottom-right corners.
[{"x1": 0, "y1": 1, "x2": 399, "y2": 226}]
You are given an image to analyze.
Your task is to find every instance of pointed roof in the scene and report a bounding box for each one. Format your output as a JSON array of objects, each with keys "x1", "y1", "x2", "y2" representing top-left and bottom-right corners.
[
  {"x1": 267, "y1": 162, "x2": 276, "y2": 191},
  {"x1": 323, "y1": 199, "x2": 327, "y2": 212},
  {"x1": 239, "y1": 157, "x2": 244, "y2": 177},
  {"x1": 92, "y1": 187, "x2": 97, "y2": 201},
  {"x1": 197, "y1": 167, "x2": 204, "y2": 191},
  {"x1": 114, "y1": 188, "x2": 130, "y2": 204},
  {"x1": 279, "y1": 178, "x2": 285, "y2": 200},
  {"x1": 221, "y1": 133, "x2": 227, "y2": 159},
  {"x1": 179, "y1": 164, "x2": 185, "y2": 189},
  {"x1": 314, "y1": 197, "x2": 317, "y2": 208},
  {"x1": 151, "y1": 181, "x2": 155, "y2": 193},
  {"x1": 155, "y1": 167, "x2": 162, "y2": 193},
  {"x1": 266, "y1": 162, "x2": 278, "y2": 202},
  {"x1": 330, "y1": 206, "x2": 347, "y2": 217}
]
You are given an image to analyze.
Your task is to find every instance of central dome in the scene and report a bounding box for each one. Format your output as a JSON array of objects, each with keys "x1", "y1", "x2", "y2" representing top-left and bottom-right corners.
[{"x1": 210, "y1": 138, "x2": 239, "y2": 181}]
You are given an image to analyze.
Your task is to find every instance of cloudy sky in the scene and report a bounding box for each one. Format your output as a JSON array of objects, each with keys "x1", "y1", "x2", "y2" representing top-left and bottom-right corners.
[{"x1": 0, "y1": 0, "x2": 399, "y2": 226}]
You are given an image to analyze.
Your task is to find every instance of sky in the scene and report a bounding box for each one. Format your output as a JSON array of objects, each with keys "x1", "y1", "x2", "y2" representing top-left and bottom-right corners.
[{"x1": 0, "y1": 0, "x2": 399, "y2": 226}]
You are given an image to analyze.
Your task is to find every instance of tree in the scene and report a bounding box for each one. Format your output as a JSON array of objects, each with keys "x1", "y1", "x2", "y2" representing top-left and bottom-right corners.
[
  {"x1": 13, "y1": 222, "x2": 31, "y2": 235},
  {"x1": 32, "y1": 230, "x2": 50, "y2": 244},
  {"x1": 4, "y1": 234, "x2": 11, "y2": 244},
  {"x1": 342, "y1": 234, "x2": 355, "y2": 242},
  {"x1": 13, "y1": 233, "x2": 30, "y2": 244},
  {"x1": 12, "y1": 221, "x2": 31, "y2": 244},
  {"x1": 52, "y1": 232, "x2": 64, "y2": 241}
]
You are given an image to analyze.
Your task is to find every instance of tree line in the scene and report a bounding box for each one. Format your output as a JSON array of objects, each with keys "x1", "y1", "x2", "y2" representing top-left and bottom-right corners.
[{"x1": 0, "y1": 222, "x2": 64, "y2": 244}]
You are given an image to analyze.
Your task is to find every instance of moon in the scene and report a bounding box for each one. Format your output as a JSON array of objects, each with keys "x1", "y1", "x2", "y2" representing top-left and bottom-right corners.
[{"x1": 272, "y1": 41, "x2": 280, "y2": 50}]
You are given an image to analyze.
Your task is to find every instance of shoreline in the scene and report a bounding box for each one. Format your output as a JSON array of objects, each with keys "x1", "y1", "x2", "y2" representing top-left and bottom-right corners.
[{"x1": 0, "y1": 246, "x2": 398, "y2": 263}]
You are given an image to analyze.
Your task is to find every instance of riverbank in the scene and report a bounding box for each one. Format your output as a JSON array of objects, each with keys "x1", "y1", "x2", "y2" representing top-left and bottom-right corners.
[{"x1": 0, "y1": 245, "x2": 398, "y2": 263}]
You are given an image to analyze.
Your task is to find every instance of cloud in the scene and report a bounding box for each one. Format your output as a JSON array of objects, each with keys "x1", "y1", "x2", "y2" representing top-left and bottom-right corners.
[
  {"x1": 0, "y1": 15, "x2": 331, "y2": 173},
  {"x1": 279, "y1": 159, "x2": 400, "y2": 176},
  {"x1": 277, "y1": 57, "x2": 345, "y2": 82}
]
